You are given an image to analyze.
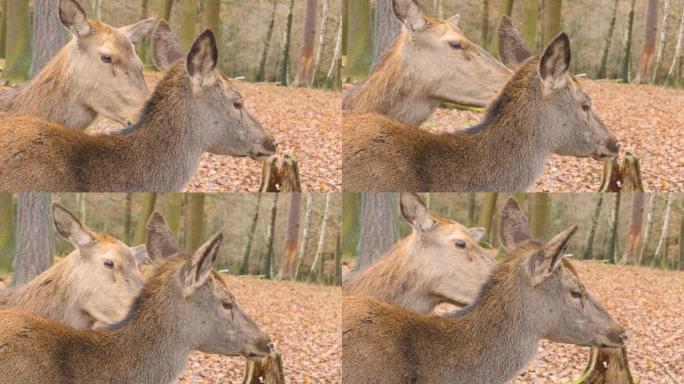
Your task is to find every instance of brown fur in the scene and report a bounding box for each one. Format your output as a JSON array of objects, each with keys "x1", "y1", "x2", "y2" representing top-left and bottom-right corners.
[
  {"x1": 342, "y1": 198, "x2": 625, "y2": 384},
  {"x1": 0, "y1": 234, "x2": 271, "y2": 384},
  {"x1": 343, "y1": 34, "x2": 619, "y2": 192},
  {"x1": 0, "y1": 0, "x2": 154, "y2": 129},
  {"x1": 0, "y1": 27, "x2": 275, "y2": 192},
  {"x1": 343, "y1": 8, "x2": 511, "y2": 127}
]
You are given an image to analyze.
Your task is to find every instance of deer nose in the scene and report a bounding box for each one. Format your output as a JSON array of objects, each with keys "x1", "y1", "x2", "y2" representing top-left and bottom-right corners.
[
  {"x1": 606, "y1": 138, "x2": 620, "y2": 153},
  {"x1": 262, "y1": 137, "x2": 277, "y2": 153}
]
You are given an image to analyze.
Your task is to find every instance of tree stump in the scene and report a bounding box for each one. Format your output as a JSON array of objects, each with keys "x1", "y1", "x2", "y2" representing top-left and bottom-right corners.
[
  {"x1": 242, "y1": 351, "x2": 286, "y2": 384},
  {"x1": 598, "y1": 152, "x2": 644, "y2": 192},
  {"x1": 572, "y1": 347, "x2": 635, "y2": 384},
  {"x1": 259, "y1": 155, "x2": 302, "y2": 192}
]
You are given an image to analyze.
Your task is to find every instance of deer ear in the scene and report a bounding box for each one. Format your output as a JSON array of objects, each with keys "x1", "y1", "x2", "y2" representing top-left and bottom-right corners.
[
  {"x1": 52, "y1": 203, "x2": 94, "y2": 248},
  {"x1": 146, "y1": 212, "x2": 181, "y2": 262},
  {"x1": 130, "y1": 245, "x2": 150, "y2": 267},
  {"x1": 526, "y1": 225, "x2": 577, "y2": 286},
  {"x1": 59, "y1": 0, "x2": 92, "y2": 38},
  {"x1": 499, "y1": 197, "x2": 531, "y2": 250},
  {"x1": 119, "y1": 17, "x2": 156, "y2": 46},
  {"x1": 498, "y1": 15, "x2": 531, "y2": 69},
  {"x1": 151, "y1": 20, "x2": 184, "y2": 71},
  {"x1": 468, "y1": 227, "x2": 486, "y2": 242},
  {"x1": 393, "y1": 0, "x2": 427, "y2": 31},
  {"x1": 447, "y1": 14, "x2": 461, "y2": 27},
  {"x1": 539, "y1": 32, "x2": 571, "y2": 89},
  {"x1": 187, "y1": 29, "x2": 218, "y2": 87},
  {"x1": 400, "y1": 193, "x2": 435, "y2": 231},
  {"x1": 182, "y1": 233, "x2": 223, "y2": 297}
]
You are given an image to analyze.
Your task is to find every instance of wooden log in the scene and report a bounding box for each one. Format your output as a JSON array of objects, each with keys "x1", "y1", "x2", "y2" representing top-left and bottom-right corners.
[
  {"x1": 260, "y1": 156, "x2": 280, "y2": 192},
  {"x1": 259, "y1": 155, "x2": 303, "y2": 192},
  {"x1": 572, "y1": 347, "x2": 635, "y2": 384},
  {"x1": 599, "y1": 158, "x2": 621, "y2": 192},
  {"x1": 242, "y1": 351, "x2": 286, "y2": 384},
  {"x1": 598, "y1": 152, "x2": 644, "y2": 193}
]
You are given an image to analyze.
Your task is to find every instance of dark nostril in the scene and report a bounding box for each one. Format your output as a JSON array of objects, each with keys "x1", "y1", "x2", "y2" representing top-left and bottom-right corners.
[
  {"x1": 607, "y1": 139, "x2": 620, "y2": 153},
  {"x1": 263, "y1": 138, "x2": 276, "y2": 152}
]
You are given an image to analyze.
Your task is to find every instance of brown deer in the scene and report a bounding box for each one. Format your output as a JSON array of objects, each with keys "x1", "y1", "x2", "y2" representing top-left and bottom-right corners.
[
  {"x1": 0, "y1": 232, "x2": 272, "y2": 384},
  {"x1": 0, "y1": 203, "x2": 145, "y2": 329},
  {"x1": 0, "y1": 0, "x2": 155, "y2": 129},
  {"x1": 342, "y1": 0, "x2": 512, "y2": 127},
  {"x1": 343, "y1": 33, "x2": 619, "y2": 192},
  {"x1": 342, "y1": 198, "x2": 626, "y2": 384},
  {"x1": 0, "y1": 22, "x2": 276, "y2": 192},
  {"x1": 344, "y1": 193, "x2": 494, "y2": 314}
]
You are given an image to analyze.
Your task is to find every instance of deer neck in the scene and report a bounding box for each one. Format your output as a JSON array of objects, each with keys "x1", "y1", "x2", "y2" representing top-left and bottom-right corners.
[{"x1": 10, "y1": 44, "x2": 97, "y2": 130}]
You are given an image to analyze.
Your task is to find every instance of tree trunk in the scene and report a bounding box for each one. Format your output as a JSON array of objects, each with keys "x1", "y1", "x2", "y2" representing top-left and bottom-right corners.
[
  {"x1": 323, "y1": 17, "x2": 343, "y2": 90},
  {"x1": 574, "y1": 347, "x2": 635, "y2": 384},
  {"x1": 294, "y1": 194, "x2": 314, "y2": 280},
  {"x1": 482, "y1": 0, "x2": 490, "y2": 48},
  {"x1": 0, "y1": 0, "x2": 8, "y2": 58},
  {"x1": 184, "y1": 194, "x2": 205, "y2": 252},
  {"x1": 278, "y1": 193, "x2": 301, "y2": 280},
  {"x1": 666, "y1": 5, "x2": 684, "y2": 85},
  {"x1": 619, "y1": 0, "x2": 637, "y2": 83},
  {"x1": 346, "y1": 0, "x2": 373, "y2": 80},
  {"x1": 311, "y1": 0, "x2": 330, "y2": 85},
  {"x1": 240, "y1": 194, "x2": 262, "y2": 275},
  {"x1": 373, "y1": 0, "x2": 401, "y2": 68},
  {"x1": 0, "y1": 193, "x2": 12, "y2": 251},
  {"x1": 4, "y1": 0, "x2": 31, "y2": 82},
  {"x1": 180, "y1": 0, "x2": 198, "y2": 51},
  {"x1": 622, "y1": 193, "x2": 644, "y2": 264},
  {"x1": 522, "y1": 0, "x2": 539, "y2": 52},
  {"x1": 638, "y1": 194, "x2": 657, "y2": 265},
  {"x1": 31, "y1": 0, "x2": 65, "y2": 77},
  {"x1": 502, "y1": 0, "x2": 515, "y2": 16},
  {"x1": 278, "y1": 0, "x2": 295, "y2": 86},
  {"x1": 583, "y1": 194, "x2": 604, "y2": 260},
  {"x1": 467, "y1": 193, "x2": 477, "y2": 227},
  {"x1": 307, "y1": 193, "x2": 330, "y2": 282},
  {"x1": 652, "y1": 192, "x2": 673, "y2": 267},
  {"x1": 341, "y1": 193, "x2": 360, "y2": 258},
  {"x1": 262, "y1": 194, "x2": 279, "y2": 279},
  {"x1": 160, "y1": 0, "x2": 173, "y2": 21},
  {"x1": 634, "y1": 0, "x2": 659, "y2": 84},
  {"x1": 138, "y1": 0, "x2": 151, "y2": 66},
  {"x1": 13, "y1": 193, "x2": 53, "y2": 286},
  {"x1": 478, "y1": 193, "x2": 499, "y2": 244},
  {"x1": 123, "y1": 194, "x2": 132, "y2": 244},
  {"x1": 652, "y1": 0, "x2": 672, "y2": 83},
  {"x1": 334, "y1": 233, "x2": 342, "y2": 285},
  {"x1": 133, "y1": 193, "x2": 157, "y2": 245},
  {"x1": 529, "y1": 194, "x2": 549, "y2": 239},
  {"x1": 203, "y1": 0, "x2": 220, "y2": 40},
  {"x1": 293, "y1": 0, "x2": 317, "y2": 87},
  {"x1": 164, "y1": 193, "x2": 183, "y2": 237},
  {"x1": 596, "y1": 0, "x2": 619, "y2": 79},
  {"x1": 242, "y1": 351, "x2": 286, "y2": 384},
  {"x1": 256, "y1": 0, "x2": 278, "y2": 82},
  {"x1": 543, "y1": 0, "x2": 562, "y2": 46},
  {"x1": 357, "y1": 193, "x2": 394, "y2": 271},
  {"x1": 605, "y1": 193, "x2": 621, "y2": 263}
]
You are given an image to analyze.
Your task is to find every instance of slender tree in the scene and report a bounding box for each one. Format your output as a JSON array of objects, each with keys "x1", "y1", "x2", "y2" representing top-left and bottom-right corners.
[
  {"x1": 278, "y1": 193, "x2": 301, "y2": 280},
  {"x1": 619, "y1": 0, "x2": 637, "y2": 82},
  {"x1": 373, "y1": 0, "x2": 401, "y2": 68},
  {"x1": 606, "y1": 193, "x2": 622, "y2": 263},
  {"x1": 308, "y1": 193, "x2": 331, "y2": 282},
  {"x1": 543, "y1": 0, "x2": 562, "y2": 46},
  {"x1": 0, "y1": 193, "x2": 13, "y2": 252},
  {"x1": 583, "y1": 194, "x2": 604, "y2": 260},
  {"x1": 278, "y1": 0, "x2": 296, "y2": 85},
  {"x1": 184, "y1": 194, "x2": 205, "y2": 252},
  {"x1": 123, "y1": 194, "x2": 132, "y2": 244},
  {"x1": 634, "y1": 0, "x2": 659, "y2": 84},
  {"x1": 294, "y1": 0, "x2": 318, "y2": 87},
  {"x1": 597, "y1": 0, "x2": 620, "y2": 79},
  {"x1": 623, "y1": 193, "x2": 644, "y2": 264},
  {"x1": 358, "y1": 193, "x2": 394, "y2": 271},
  {"x1": 311, "y1": 0, "x2": 330, "y2": 85},
  {"x1": 666, "y1": 5, "x2": 684, "y2": 85},
  {"x1": 164, "y1": 193, "x2": 183, "y2": 237},
  {"x1": 652, "y1": 193, "x2": 673, "y2": 267},
  {"x1": 262, "y1": 194, "x2": 279, "y2": 279},
  {"x1": 652, "y1": 0, "x2": 673, "y2": 83},
  {"x1": 240, "y1": 194, "x2": 262, "y2": 275},
  {"x1": 346, "y1": 0, "x2": 373, "y2": 80},
  {"x1": 295, "y1": 194, "x2": 314, "y2": 279},
  {"x1": 529, "y1": 194, "x2": 549, "y2": 239},
  {"x1": 522, "y1": 0, "x2": 539, "y2": 51},
  {"x1": 478, "y1": 193, "x2": 498, "y2": 244},
  {"x1": 4, "y1": 0, "x2": 31, "y2": 82},
  {"x1": 502, "y1": 0, "x2": 515, "y2": 16},
  {"x1": 13, "y1": 193, "x2": 53, "y2": 286},
  {"x1": 133, "y1": 193, "x2": 157, "y2": 245},
  {"x1": 31, "y1": 0, "x2": 66, "y2": 77},
  {"x1": 180, "y1": 0, "x2": 198, "y2": 51},
  {"x1": 256, "y1": 0, "x2": 278, "y2": 82},
  {"x1": 638, "y1": 194, "x2": 657, "y2": 265},
  {"x1": 323, "y1": 17, "x2": 343, "y2": 90},
  {"x1": 482, "y1": 0, "x2": 491, "y2": 47},
  {"x1": 0, "y1": 0, "x2": 8, "y2": 58},
  {"x1": 203, "y1": 0, "x2": 220, "y2": 40},
  {"x1": 160, "y1": 0, "x2": 173, "y2": 21}
]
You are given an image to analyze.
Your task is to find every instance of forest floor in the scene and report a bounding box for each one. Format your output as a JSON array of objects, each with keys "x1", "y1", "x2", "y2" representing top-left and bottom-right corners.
[
  {"x1": 0, "y1": 275, "x2": 342, "y2": 384},
  {"x1": 511, "y1": 261, "x2": 683, "y2": 383},
  {"x1": 423, "y1": 80, "x2": 684, "y2": 192},
  {"x1": 1, "y1": 72, "x2": 342, "y2": 192}
]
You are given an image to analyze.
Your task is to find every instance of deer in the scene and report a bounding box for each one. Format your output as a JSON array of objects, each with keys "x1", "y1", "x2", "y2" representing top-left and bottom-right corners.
[
  {"x1": 343, "y1": 32, "x2": 620, "y2": 192},
  {"x1": 0, "y1": 0, "x2": 155, "y2": 129},
  {"x1": 342, "y1": 197, "x2": 626, "y2": 384},
  {"x1": 343, "y1": 193, "x2": 494, "y2": 314},
  {"x1": 342, "y1": 0, "x2": 512, "y2": 127},
  {"x1": 0, "y1": 232, "x2": 273, "y2": 384},
  {"x1": 0, "y1": 22, "x2": 276, "y2": 192},
  {"x1": 0, "y1": 203, "x2": 146, "y2": 329}
]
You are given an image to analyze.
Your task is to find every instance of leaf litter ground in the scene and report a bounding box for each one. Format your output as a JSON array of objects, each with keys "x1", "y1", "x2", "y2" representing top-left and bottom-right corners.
[{"x1": 423, "y1": 80, "x2": 684, "y2": 192}]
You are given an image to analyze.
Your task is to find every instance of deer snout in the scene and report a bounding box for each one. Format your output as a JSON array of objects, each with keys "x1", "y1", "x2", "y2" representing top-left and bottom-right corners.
[{"x1": 601, "y1": 324, "x2": 627, "y2": 348}]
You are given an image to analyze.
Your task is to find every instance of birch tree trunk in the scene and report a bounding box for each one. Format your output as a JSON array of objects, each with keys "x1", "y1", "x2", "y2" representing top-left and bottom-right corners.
[
  {"x1": 262, "y1": 194, "x2": 279, "y2": 279},
  {"x1": 666, "y1": 5, "x2": 684, "y2": 85},
  {"x1": 278, "y1": 0, "x2": 295, "y2": 86},
  {"x1": 618, "y1": 0, "x2": 637, "y2": 82},
  {"x1": 634, "y1": 0, "x2": 659, "y2": 84},
  {"x1": 638, "y1": 193, "x2": 657, "y2": 265},
  {"x1": 583, "y1": 194, "x2": 604, "y2": 260},
  {"x1": 278, "y1": 193, "x2": 301, "y2": 280},
  {"x1": 606, "y1": 193, "x2": 621, "y2": 263},
  {"x1": 241, "y1": 194, "x2": 262, "y2": 275},
  {"x1": 323, "y1": 17, "x2": 343, "y2": 90},
  {"x1": 652, "y1": 0, "x2": 672, "y2": 83},
  {"x1": 133, "y1": 193, "x2": 157, "y2": 245},
  {"x1": 622, "y1": 193, "x2": 644, "y2": 264},
  {"x1": 307, "y1": 193, "x2": 330, "y2": 282},
  {"x1": 652, "y1": 192, "x2": 673, "y2": 267},
  {"x1": 31, "y1": 0, "x2": 66, "y2": 77},
  {"x1": 13, "y1": 193, "x2": 53, "y2": 286},
  {"x1": 597, "y1": 0, "x2": 620, "y2": 79},
  {"x1": 312, "y1": 0, "x2": 330, "y2": 85},
  {"x1": 256, "y1": 0, "x2": 278, "y2": 82},
  {"x1": 373, "y1": 0, "x2": 401, "y2": 68},
  {"x1": 294, "y1": 194, "x2": 313, "y2": 279}
]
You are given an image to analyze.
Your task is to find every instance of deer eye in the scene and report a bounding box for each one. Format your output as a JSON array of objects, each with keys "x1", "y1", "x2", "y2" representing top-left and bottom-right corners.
[
  {"x1": 103, "y1": 260, "x2": 114, "y2": 269},
  {"x1": 455, "y1": 239, "x2": 467, "y2": 249},
  {"x1": 100, "y1": 55, "x2": 112, "y2": 64},
  {"x1": 233, "y1": 101, "x2": 243, "y2": 110},
  {"x1": 570, "y1": 290, "x2": 582, "y2": 299},
  {"x1": 581, "y1": 103, "x2": 591, "y2": 112},
  {"x1": 222, "y1": 302, "x2": 233, "y2": 310},
  {"x1": 449, "y1": 41, "x2": 462, "y2": 49}
]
